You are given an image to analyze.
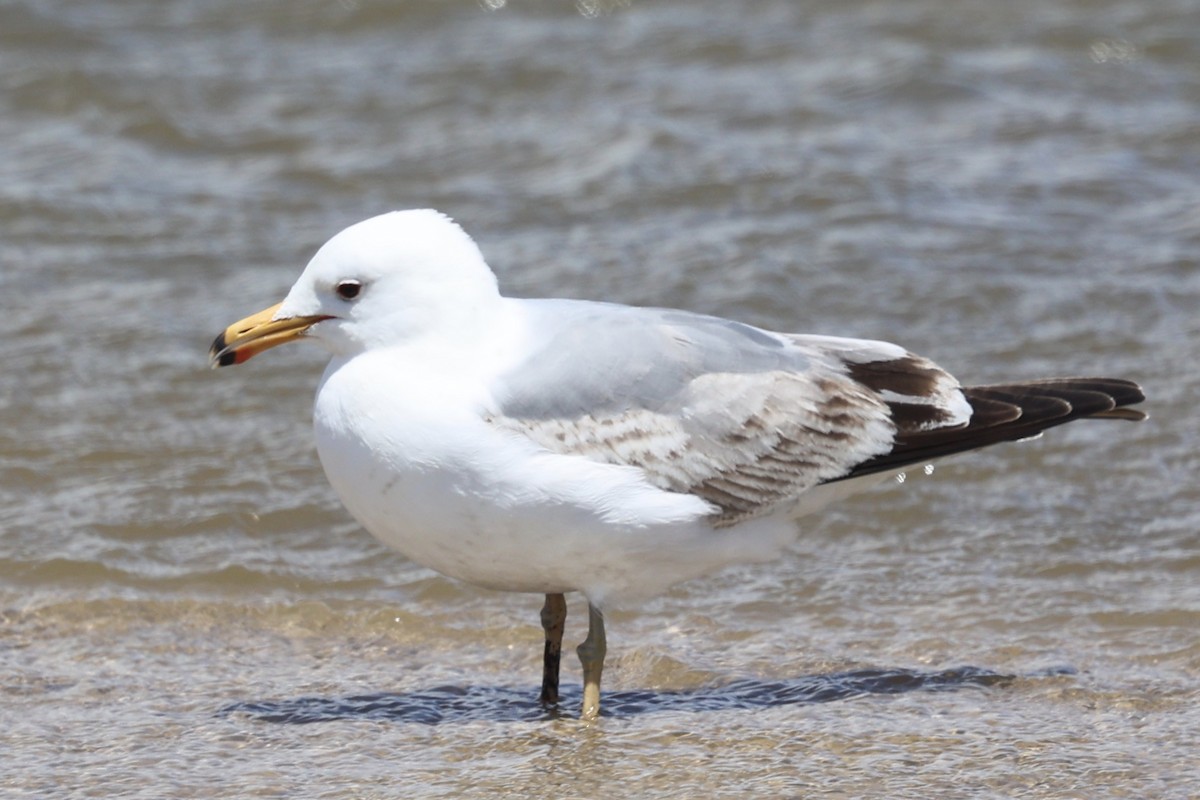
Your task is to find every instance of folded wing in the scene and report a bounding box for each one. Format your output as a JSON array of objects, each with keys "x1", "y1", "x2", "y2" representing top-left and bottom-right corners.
[{"x1": 487, "y1": 300, "x2": 1145, "y2": 526}]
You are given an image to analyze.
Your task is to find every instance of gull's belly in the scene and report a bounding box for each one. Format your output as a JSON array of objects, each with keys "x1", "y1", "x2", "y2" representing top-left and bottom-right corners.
[
  {"x1": 309, "y1": 353, "x2": 577, "y2": 592},
  {"x1": 312, "y1": 407, "x2": 705, "y2": 597},
  {"x1": 311, "y1": 354, "x2": 797, "y2": 602},
  {"x1": 310, "y1": 407, "x2": 766, "y2": 602},
  {"x1": 314, "y1": 426, "x2": 569, "y2": 592}
]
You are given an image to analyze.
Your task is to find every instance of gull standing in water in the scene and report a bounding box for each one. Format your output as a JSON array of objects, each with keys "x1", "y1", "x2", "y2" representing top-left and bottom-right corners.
[{"x1": 210, "y1": 210, "x2": 1145, "y2": 720}]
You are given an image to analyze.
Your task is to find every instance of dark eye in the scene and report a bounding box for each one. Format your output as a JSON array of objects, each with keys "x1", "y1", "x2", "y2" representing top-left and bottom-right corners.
[{"x1": 335, "y1": 280, "x2": 362, "y2": 300}]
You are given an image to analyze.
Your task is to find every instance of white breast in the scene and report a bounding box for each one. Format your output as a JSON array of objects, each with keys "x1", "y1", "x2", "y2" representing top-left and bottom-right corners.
[{"x1": 311, "y1": 348, "x2": 746, "y2": 602}]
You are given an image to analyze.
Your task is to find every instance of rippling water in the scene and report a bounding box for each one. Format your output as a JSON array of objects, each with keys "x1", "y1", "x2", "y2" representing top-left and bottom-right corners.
[{"x1": 3, "y1": 0, "x2": 1197, "y2": 797}]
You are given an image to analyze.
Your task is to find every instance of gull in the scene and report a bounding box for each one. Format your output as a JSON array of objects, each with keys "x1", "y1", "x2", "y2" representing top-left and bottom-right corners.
[{"x1": 209, "y1": 210, "x2": 1145, "y2": 720}]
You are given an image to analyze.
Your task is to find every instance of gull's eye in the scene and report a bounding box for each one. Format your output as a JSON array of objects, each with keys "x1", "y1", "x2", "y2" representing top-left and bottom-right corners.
[{"x1": 335, "y1": 280, "x2": 363, "y2": 301}]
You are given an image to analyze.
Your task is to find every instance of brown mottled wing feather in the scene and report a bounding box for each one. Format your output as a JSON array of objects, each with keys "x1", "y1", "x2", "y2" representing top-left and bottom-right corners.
[
  {"x1": 491, "y1": 320, "x2": 973, "y2": 526},
  {"x1": 843, "y1": 354, "x2": 971, "y2": 433},
  {"x1": 833, "y1": 377, "x2": 1146, "y2": 481},
  {"x1": 490, "y1": 369, "x2": 900, "y2": 528}
]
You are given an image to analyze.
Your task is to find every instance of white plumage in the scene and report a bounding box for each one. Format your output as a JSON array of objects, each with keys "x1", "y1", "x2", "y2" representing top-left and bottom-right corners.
[{"x1": 210, "y1": 209, "x2": 1145, "y2": 719}]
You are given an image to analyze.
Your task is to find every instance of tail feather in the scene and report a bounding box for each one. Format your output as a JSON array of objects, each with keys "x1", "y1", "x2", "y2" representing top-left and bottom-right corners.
[{"x1": 836, "y1": 377, "x2": 1146, "y2": 481}]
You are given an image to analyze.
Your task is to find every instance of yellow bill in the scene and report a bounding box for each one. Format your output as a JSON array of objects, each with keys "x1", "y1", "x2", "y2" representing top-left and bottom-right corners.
[{"x1": 209, "y1": 302, "x2": 331, "y2": 367}]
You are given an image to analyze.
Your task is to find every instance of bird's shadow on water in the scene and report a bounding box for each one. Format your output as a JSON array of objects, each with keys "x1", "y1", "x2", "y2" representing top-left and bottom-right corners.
[{"x1": 218, "y1": 665, "x2": 1058, "y2": 725}]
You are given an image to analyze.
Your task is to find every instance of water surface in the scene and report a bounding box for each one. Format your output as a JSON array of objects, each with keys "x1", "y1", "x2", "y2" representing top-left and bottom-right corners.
[{"x1": 2, "y1": 0, "x2": 1197, "y2": 797}]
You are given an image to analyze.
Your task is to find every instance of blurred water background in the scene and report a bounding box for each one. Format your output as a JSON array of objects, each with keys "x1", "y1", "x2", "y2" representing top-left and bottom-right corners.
[{"x1": 1, "y1": 0, "x2": 1197, "y2": 797}]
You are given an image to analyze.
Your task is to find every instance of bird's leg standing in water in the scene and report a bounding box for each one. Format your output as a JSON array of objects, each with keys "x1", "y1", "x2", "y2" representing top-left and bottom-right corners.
[
  {"x1": 539, "y1": 593, "x2": 567, "y2": 705},
  {"x1": 577, "y1": 603, "x2": 607, "y2": 720}
]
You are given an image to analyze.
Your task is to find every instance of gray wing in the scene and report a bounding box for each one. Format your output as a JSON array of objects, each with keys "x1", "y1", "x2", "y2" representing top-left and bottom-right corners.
[{"x1": 486, "y1": 299, "x2": 970, "y2": 526}]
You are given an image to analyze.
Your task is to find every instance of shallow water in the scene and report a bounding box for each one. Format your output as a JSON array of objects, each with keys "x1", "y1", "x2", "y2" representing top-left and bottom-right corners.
[{"x1": 2, "y1": 0, "x2": 1198, "y2": 797}]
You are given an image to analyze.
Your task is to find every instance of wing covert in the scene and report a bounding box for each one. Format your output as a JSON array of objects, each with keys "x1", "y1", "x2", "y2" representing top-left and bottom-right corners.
[{"x1": 486, "y1": 301, "x2": 974, "y2": 526}]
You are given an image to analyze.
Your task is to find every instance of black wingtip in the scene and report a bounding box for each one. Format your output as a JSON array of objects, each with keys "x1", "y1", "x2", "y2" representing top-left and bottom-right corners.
[{"x1": 833, "y1": 376, "x2": 1147, "y2": 482}]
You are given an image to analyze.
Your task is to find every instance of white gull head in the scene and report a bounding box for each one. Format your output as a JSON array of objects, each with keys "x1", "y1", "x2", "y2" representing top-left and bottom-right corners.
[{"x1": 276, "y1": 209, "x2": 501, "y2": 356}]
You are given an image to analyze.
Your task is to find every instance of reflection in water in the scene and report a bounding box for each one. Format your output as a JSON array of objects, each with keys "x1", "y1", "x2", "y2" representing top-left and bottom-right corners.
[{"x1": 222, "y1": 666, "x2": 1019, "y2": 724}]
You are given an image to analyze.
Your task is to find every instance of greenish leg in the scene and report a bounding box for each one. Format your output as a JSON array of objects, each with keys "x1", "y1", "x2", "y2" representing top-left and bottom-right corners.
[
  {"x1": 539, "y1": 593, "x2": 567, "y2": 706},
  {"x1": 576, "y1": 603, "x2": 607, "y2": 721}
]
